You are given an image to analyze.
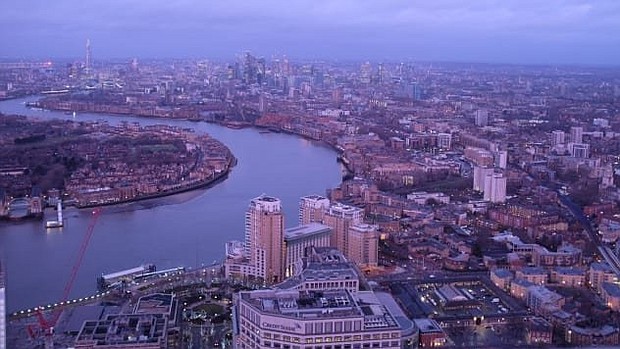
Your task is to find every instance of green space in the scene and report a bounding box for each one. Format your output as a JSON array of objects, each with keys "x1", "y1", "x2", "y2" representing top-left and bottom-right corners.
[{"x1": 193, "y1": 303, "x2": 225, "y2": 317}]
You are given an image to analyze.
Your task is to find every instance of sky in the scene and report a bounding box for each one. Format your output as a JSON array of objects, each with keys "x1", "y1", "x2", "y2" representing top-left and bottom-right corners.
[{"x1": 1, "y1": 0, "x2": 620, "y2": 65}]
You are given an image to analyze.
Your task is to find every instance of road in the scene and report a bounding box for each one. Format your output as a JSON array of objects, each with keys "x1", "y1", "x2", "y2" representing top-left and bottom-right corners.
[
  {"x1": 189, "y1": 324, "x2": 205, "y2": 349},
  {"x1": 556, "y1": 191, "x2": 620, "y2": 274}
]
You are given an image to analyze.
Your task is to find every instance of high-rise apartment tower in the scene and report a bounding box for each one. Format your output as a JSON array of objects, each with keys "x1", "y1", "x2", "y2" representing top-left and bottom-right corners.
[{"x1": 245, "y1": 195, "x2": 285, "y2": 283}]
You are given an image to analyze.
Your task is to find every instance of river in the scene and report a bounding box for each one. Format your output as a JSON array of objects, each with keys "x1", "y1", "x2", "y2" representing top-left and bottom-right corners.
[{"x1": 0, "y1": 96, "x2": 342, "y2": 312}]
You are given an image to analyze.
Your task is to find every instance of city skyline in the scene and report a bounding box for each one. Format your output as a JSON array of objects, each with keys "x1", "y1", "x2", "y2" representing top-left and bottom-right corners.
[
  {"x1": 2, "y1": 0, "x2": 620, "y2": 66},
  {"x1": 2, "y1": 12, "x2": 620, "y2": 344}
]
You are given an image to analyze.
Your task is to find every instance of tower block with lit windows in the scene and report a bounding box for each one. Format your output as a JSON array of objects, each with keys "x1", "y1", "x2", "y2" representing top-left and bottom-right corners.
[{"x1": 245, "y1": 195, "x2": 285, "y2": 283}]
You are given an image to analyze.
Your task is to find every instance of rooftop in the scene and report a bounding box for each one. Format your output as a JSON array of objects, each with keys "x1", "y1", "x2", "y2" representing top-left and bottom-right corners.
[
  {"x1": 512, "y1": 278, "x2": 535, "y2": 288},
  {"x1": 554, "y1": 267, "x2": 585, "y2": 276},
  {"x1": 302, "y1": 194, "x2": 328, "y2": 201},
  {"x1": 240, "y1": 289, "x2": 401, "y2": 330},
  {"x1": 519, "y1": 267, "x2": 546, "y2": 275},
  {"x1": 590, "y1": 262, "x2": 614, "y2": 272},
  {"x1": 328, "y1": 202, "x2": 363, "y2": 214},
  {"x1": 256, "y1": 195, "x2": 279, "y2": 203},
  {"x1": 569, "y1": 324, "x2": 619, "y2": 336},
  {"x1": 529, "y1": 317, "x2": 552, "y2": 331},
  {"x1": 601, "y1": 282, "x2": 620, "y2": 297},
  {"x1": 301, "y1": 248, "x2": 359, "y2": 282},
  {"x1": 76, "y1": 314, "x2": 167, "y2": 347},
  {"x1": 59, "y1": 305, "x2": 108, "y2": 334},
  {"x1": 276, "y1": 247, "x2": 362, "y2": 290},
  {"x1": 284, "y1": 223, "x2": 331, "y2": 242},
  {"x1": 374, "y1": 292, "x2": 416, "y2": 336},
  {"x1": 134, "y1": 293, "x2": 176, "y2": 323},
  {"x1": 528, "y1": 286, "x2": 563, "y2": 303},
  {"x1": 493, "y1": 268, "x2": 514, "y2": 279},
  {"x1": 437, "y1": 284, "x2": 468, "y2": 302},
  {"x1": 242, "y1": 289, "x2": 360, "y2": 319},
  {"x1": 413, "y1": 318, "x2": 443, "y2": 334}
]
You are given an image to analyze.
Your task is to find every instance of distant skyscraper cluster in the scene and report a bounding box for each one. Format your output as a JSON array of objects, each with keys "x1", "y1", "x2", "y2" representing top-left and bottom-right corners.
[{"x1": 225, "y1": 194, "x2": 378, "y2": 283}]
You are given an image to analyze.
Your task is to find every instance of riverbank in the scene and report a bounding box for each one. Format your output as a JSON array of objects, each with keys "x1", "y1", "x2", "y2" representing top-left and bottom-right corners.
[
  {"x1": 28, "y1": 99, "x2": 206, "y2": 121},
  {"x1": 0, "y1": 212, "x2": 43, "y2": 223},
  {"x1": 75, "y1": 157, "x2": 235, "y2": 209},
  {"x1": 0, "y1": 95, "x2": 343, "y2": 313},
  {"x1": 0, "y1": 112, "x2": 238, "y2": 213},
  {"x1": 24, "y1": 98, "x2": 354, "y2": 199},
  {"x1": 273, "y1": 127, "x2": 355, "y2": 177},
  {"x1": 28, "y1": 100, "x2": 354, "y2": 178},
  {"x1": 28, "y1": 99, "x2": 335, "y2": 147}
]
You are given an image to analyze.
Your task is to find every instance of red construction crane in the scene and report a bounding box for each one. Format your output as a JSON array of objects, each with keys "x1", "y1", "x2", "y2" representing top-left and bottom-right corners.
[{"x1": 31, "y1": 208, "x2": 101, "y2": 339}]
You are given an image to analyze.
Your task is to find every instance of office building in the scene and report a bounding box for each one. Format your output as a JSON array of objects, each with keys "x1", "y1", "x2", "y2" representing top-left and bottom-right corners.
[
  {"x1": 72, "y1": 294, "x2": 177, "y2": 348},
  {"x1": 299, "y1": 195, "x2": 330, "y2": 225},
  {"x1": 284, "y1": 223, "x2": 332, "y2": 278},
  {"x1": 245, "y1": 195, "x2": 285, "y2": 283},
  {"x1": 233, "y1": 289, "x2": 416, "y2": 349},
  {"x1": 348, "y1": 224, "x2": 379, "y2": 268},
  {"x1": 233, "y1": 248, "x2": 416, "y2": 349},
  {"x1": 323, "y1": 203, "x2": 364, "y2": 260},
  {"x1": 0, "y1": 261, "x2": 5, "y2": 349},
  {"x1": 570, "y1": 126, "x2": 583, "y2": 144},
  {"x1": 75, "y1": 314, "x2": 168, "y2": 349},
  {"x1": 277, "y1": 247, "x2": 362, "y2": 294},
  {"x1": 483, "y1": 173, "x2": 507, "y2": 203}
]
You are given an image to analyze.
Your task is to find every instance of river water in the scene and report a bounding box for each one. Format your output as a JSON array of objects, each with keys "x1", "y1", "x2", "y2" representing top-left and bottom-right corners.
[{"x1": 0, "y1": 97, "x2": 342, "y2": 312}]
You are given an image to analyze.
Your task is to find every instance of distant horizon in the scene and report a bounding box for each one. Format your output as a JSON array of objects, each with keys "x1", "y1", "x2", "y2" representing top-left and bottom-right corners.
[
  {"x1": 1, "y1": 53, "x2": 619, "y2": 70},
  {"x1": 2, "y1": 1, "x2": 619, "y2": 67}
]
